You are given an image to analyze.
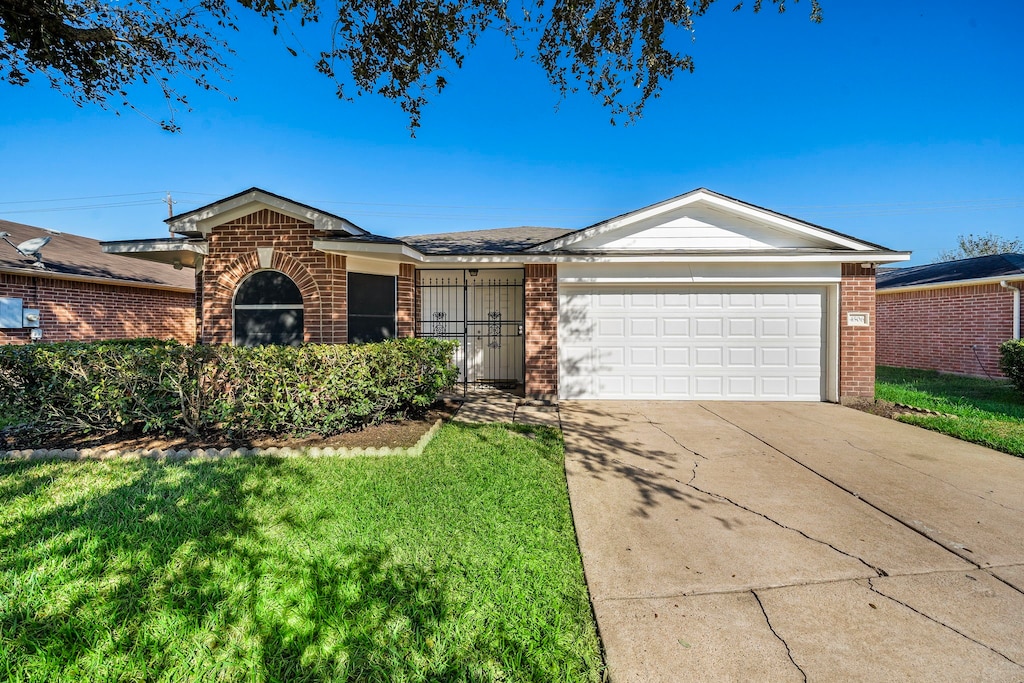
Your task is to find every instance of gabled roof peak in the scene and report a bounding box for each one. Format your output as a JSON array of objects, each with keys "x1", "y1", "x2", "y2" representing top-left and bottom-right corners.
[{"x1": 166, "y1": 187, "x2": 366, "y2": 237}]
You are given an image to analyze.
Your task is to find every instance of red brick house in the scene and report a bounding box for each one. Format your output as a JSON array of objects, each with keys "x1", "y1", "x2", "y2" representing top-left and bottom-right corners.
[
  {"x1": 876, "y1": 254, "x2": 1024, "y2": 378},
  {"x1": 0, "y1": 219, "x2": 195, "y2": 345},
  {"x1": 103, "y1": 188, "x2": 908, "y2": 401}
]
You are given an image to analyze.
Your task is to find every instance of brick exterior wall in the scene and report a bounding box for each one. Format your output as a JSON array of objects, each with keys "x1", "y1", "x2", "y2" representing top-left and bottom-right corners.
[
  {"x1": 876, "y1": 283, "x2": 1014, "y2": 378},
  {"x1": 198, "y1": 209, "x2": 347, "y2": 344},
  {"x1": 525, "y1": 263, "x2": 558, "y2": 397},
  {"x1": 397, "y1": 263, "x2": 415, "y2": 338},
  {"x1": 0, "y1": 272, "x2": 194, "y2": 345},
  {"x1": 840, "y1": 264, "x2": 877, "y2": 399}
]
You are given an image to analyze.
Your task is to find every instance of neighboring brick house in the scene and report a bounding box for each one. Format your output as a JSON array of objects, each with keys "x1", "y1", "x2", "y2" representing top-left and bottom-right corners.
[
  {"x1": 876, "y1": 254, "x2": 1024, "y2": 378},
  {"x1": 103, "y1": 187, "x2": 909, "y2": 402},
  {"x1": 0, "y1": 219, "x2": 195, "y2": 345}
]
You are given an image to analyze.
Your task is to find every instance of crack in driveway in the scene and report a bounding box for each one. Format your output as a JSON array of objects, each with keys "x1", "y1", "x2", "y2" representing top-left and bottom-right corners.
[
  {"x1": 866, "y1": 578, "x2": 1023, "y2": 667},
  {"x1": 752, "y1": 589, "x2": 807, "y2": 682},
  {"x1": 700, "y1": 405, "x2": 988, "y2": 571},
  {"x1": 610, "y1": 455, "x2": 889, "y2": 578},
  {"x1": 841, "y1": 439, "x2": 1024, "y2": 515}
]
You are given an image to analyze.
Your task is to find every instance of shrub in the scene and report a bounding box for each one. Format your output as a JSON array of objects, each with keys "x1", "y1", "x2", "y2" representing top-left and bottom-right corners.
[
  {"x1": 1000, "y1": 339, "x2": 1024, "y2": 394},
  {"x1": 0, "y1": 338, "x2": 458, "y2": 437}
]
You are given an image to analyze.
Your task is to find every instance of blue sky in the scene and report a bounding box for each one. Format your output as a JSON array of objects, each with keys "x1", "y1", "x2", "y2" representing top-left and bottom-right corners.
[{"x1": 0, "y1": 0, "x2": 1021, "y2": 265}]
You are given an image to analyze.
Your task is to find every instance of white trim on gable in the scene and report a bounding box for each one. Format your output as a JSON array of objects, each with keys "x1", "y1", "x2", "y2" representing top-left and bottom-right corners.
[
  {"x1": 531, "y1": 189, "x2": 877, "y2": 253},
  {"x1": 168, "y1": 190, "x2": 366, "y2": 237}
]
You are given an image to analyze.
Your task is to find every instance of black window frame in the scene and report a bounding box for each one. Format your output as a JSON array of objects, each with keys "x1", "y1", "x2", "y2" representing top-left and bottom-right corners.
[
  {"x1": 348, "y1": 272, "x2": 397, "y2": 344},
  {"x1": 233, "y1": 270, "x2": 305, "y2": 346}
]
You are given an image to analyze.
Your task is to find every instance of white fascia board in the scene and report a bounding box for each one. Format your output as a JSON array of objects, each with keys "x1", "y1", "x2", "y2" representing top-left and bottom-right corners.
[
  {"x1": 312, "y1": 239, "x2": 425, "y2": 261},
  {"x1": 170, "y1": 191, "x2": 366, "y2": 236},
  {"x1": 101, "y1": 240, "x2": 208, "y2": 256},
  {"x1": 536, "y1": 190, "x2": 878, "y2": 253},
  {"x1": 418, "y1": 251, "x2": 910, "y2": 264},
  {"x1": 558, "y1": 276, "x2": 841, "y2": 284},
  {"x1": 0, "y1": 266, "x2": 194, "y2": 293},
  {"x1": 877, "y1": 274, "x2": 1024, "y2": 294}
]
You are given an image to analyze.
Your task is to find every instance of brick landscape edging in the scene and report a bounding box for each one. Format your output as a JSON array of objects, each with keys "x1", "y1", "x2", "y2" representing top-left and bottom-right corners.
[{"x1": 0, "y1": 419, "x2": 444, "y2": 463}]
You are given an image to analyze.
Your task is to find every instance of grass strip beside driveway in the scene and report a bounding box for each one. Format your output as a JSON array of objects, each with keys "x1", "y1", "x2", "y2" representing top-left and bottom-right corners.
[
  {"x1": 0, "y1": 423, "x2": 603, "y2": 682},
  {"x1": 876, "y1": 365, "x2": 1024, "y2": 457}
]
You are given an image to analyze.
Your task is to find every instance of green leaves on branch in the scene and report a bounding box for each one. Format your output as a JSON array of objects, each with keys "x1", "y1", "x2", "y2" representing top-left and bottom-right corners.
[
  {"x1": 0, "y1": 0, "x2": 823, "y2": 131},
  {"x1": 0, "y1": 337, "x2": 459, "y2": 437}
]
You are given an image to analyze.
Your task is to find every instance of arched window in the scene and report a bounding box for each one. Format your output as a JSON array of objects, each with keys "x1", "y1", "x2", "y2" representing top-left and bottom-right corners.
[{"x1": 233, "y1": 270, "x2": 304, "y2": 346}]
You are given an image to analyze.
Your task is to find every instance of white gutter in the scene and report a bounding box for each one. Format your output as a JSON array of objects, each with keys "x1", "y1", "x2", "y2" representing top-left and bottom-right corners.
[{"x1": 1002, "y1": 281, "x2": 1020, "y2": 339}]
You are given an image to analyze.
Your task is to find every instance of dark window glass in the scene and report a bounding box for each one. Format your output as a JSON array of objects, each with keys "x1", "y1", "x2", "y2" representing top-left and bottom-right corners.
[
  {"x1": 348, "y1": 272, "x2": 396, "y2": 343},
  {"x1": 235, "y1": 270, "x2": 303, "y2": 306},
  {"x1": 233, "y1": 270, "x2": 304, "y2": 346},
  {"x1": 234, "y1": 309, "x2": 304, "y2": 347}
]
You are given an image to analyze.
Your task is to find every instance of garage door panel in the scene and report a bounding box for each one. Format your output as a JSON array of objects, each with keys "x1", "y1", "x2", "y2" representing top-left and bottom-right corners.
[
  {"x1": 630, "y1": 347, "x2": 657, "y2": 366},
  {"x1": 760, "y1": 347, "x2": 790, "y2": 367},
  {"x1": 728, "y1": 376, "x2": 756, "y2": 396},
  {"x1": 597, "y1": 318, "x2": 626, "y2": 337},
  {"x1": 598, "y1": 375, "x2": 627, "y2": 395},
  {"x1": 695, "y1": 347, "x2": 724, "y2": 367},
  {"x1": 662, "y1": 318, "x2": 691, "y2": 337},
  {"x1": 794, "y1": 346, "x2": 822, "y2": 367},
  {"x1": 559, "y1": 286, "x2": 824, "y2": 401},
  {"x1": 760, "y1": 376, "x2": 790, "y2": 398},
  {"x1": 695, "y1": 376, "x2": 725, "y2": 397},
  {"x1": 630, "y1": 318, "x2": 658, "y2": 336},
  {"x1": 695, "y1": 318, "x2": 724, "y2": 337},
  {"x1": 630, "y1": 292, "x2": 657, "y2": 308},
  {"x1": 728, "y1": 318, "x2": 756, "y2": 337},
  {"x1": 663, "y1": 347, "x2": 690, "y2": 366},
  {"x1": 728, "y1": 347, "x2": 756, "y2": 367},
  {"x1": 760, "y1": 318, "x2": 790, "y2": 337}
]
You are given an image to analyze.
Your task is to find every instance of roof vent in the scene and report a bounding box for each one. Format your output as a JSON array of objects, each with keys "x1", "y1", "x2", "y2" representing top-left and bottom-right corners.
[{"x1": 0, "y1": 232, "x2": 51, "y2": 269}]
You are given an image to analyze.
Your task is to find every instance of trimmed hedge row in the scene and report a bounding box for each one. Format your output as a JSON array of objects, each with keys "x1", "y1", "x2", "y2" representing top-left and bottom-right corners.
[{"x1": 0, "y1": 338, "x2": 459, "y2": 437}]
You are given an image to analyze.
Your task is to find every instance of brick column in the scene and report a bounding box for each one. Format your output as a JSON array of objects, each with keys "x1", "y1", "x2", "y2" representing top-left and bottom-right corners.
[
  {"x1": 193, "y1": 256, "x2": 204, "y2": 344},
  {"x1": 840, "y1": 263, "x2": 877, "y2": 400},
  {"x1": 525, "y1": 264, "x2": 558, "y2": 398},
  {"x1": 397, "y1": 263, "x2": 415, "y2": 338}
]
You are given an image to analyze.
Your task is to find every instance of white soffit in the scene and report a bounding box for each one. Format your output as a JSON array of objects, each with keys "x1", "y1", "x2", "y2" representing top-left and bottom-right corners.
[
  {"x1": 168, "y1": 190, "x2": 366, "y2": 236},
  {"x1": 535, "y1": 190, "x2": 876, "y2": 253}
]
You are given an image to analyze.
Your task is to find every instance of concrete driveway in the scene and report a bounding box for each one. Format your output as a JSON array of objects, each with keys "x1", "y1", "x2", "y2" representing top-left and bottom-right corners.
[{"x1": 561, "y1": 401, "x2": 1024, "y2": 682}]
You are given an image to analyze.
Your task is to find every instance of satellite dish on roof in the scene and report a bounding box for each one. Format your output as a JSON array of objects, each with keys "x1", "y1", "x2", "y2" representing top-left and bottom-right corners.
[{"x1": 0, "y1": 232, "x2": 51, "y2": 268}]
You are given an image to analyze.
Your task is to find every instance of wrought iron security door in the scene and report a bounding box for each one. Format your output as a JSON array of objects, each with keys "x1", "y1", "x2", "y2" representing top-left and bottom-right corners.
[{"x1": 416, "y1": 269, "x2": 525, "y2": 390}]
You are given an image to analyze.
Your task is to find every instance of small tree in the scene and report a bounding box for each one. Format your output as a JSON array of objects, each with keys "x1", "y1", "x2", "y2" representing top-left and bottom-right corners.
[{"x1": 935, "y1": 233, "x2": 1024, "y2": 263}]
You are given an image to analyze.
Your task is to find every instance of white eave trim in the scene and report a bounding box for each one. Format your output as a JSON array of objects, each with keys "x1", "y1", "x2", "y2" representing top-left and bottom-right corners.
[
  {"x1": 102, "y1": 240, "x2": 209, "y2": 256},
  {"x1": 559, "y1": 276, "x2": 842, "y2": 285},
  {"x1": 168, "y1": 190, "x2": 366, "y2": 236},
  {"x1": 533, "y1": 190, "x2": 879, "y2": 253},
  {"x1": 877, "y1": 274, "x2": 1024, "y2": 294},
  {"x1": 418, "y1": 251, "x2": 909, "y2": 264},
  {"x1": 312, "y1": 239, "x2": 424, "y2": 261},
  {"x1": 315, "y1": 239, "x2": 909, "y2": 265}
]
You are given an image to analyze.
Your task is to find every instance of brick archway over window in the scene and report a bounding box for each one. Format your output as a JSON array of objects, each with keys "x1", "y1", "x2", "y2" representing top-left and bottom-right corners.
[{"x1": 203, "y1": 250, "x2": 323, "y2": 344}]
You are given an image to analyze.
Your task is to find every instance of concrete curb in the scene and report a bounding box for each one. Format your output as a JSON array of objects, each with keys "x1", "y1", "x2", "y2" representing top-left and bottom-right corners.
[{"x1": 0, "y1": 419, "x2": 444, "y2": 463}]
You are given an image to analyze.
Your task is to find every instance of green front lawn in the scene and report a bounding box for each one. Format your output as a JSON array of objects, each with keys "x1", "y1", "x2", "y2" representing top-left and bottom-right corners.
[
  {"x1": 875, "y1": 365, "x2": 1024, "y2": 456},
  {"x1": 0, "y1": 423, "x2": 604, "y2": 682}
]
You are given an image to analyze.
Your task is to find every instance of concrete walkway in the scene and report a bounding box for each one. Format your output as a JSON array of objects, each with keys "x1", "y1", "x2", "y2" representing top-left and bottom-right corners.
[
  {"x1": 561, "y1": 401, "x2": 1024, "y2": 682},
  {"x1": 453, "y1": 394, "x2": 561, "y2": 429}
]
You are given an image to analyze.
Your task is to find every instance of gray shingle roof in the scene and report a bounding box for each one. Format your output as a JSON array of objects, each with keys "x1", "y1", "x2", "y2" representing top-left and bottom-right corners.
[
  {"x1": 876, "y1": 253, "x2": 1024, "y2": 290},
  {"x1": 400, "y1": 227, "x2": 573, "y2": 255},
  {"x1": 0, "y1": 219, "x2": 194, "y2": 290}
]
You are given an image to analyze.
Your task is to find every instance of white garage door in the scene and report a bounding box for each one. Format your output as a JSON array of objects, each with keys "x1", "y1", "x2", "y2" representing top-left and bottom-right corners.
[{"x1": 559, "y1": 286, "x2": 825, "y2": 401}]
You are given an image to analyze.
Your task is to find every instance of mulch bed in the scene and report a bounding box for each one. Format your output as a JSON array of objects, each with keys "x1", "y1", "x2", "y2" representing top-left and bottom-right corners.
[
  {"x1": 844, "y1": 397, "x2": 955, "y2": 420},
  {"x1": 1, "y1": 400, "x2": 462, "y2": 453}
]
